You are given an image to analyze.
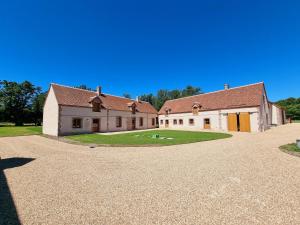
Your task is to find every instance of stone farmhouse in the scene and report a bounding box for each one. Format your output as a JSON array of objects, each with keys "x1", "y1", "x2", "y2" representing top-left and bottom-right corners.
[
  {"x1": 43, "y1": 82, "x2": 286, "y2": 136},
  {"x1": 158, "y1": 82, "x2": 286, "y2": 132},
  {"x1": 43, "y1": 84, "x2": 158, "y2": 136}
]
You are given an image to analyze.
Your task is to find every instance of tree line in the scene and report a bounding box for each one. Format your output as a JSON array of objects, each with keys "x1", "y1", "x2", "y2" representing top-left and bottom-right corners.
[
  {"x1": 80, "y1": 84, "x2": 203, "y2": 111},
  {"x1": 0, "y1": 81, "x2": 202, "y2": 126},
  {"x1": 276, "y1": 98, "x2": 300, "y2": 120},
  {"x1": 0, "y1": 80, "x2": 46, "y2": 126},
  {"x1": 1, "y1": 80, "x2": 299, "y2": 126}
]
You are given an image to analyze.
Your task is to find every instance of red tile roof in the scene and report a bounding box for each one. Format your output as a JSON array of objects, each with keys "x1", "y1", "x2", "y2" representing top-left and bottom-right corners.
[
  {"x1": 158, "y1": 82, "x2": 265, "y2": 114},
  {"x1": 51, "y1": 84, "x2": 157, "y2": 114}
]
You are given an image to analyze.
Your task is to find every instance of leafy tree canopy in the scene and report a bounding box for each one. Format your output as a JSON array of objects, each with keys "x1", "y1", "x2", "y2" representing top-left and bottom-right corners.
[
  {"x1": 276, "y1": 97, "x2": 300, "y2": 120},
  {"x1": 0, "y1": 80, "x2": 41, "y2": 125},
  {"x1": 75, "y1": 84, "x2": 94, "y2": 91},
  {"x1": 123, "y1": 93, "x2": 131, "y2": 99},
  {"x1": 140, "y1": 85, "x2": 203, "y2": 111}
]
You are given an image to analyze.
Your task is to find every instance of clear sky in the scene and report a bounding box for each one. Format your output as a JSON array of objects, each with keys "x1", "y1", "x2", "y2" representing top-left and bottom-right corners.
[{"x1": 0, "y1": 0, "x2": 299, "y2": 101}]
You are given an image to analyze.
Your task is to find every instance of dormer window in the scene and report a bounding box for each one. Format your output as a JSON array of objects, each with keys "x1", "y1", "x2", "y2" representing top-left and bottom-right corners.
[
  {"x1": 165, "y1": 107, "x2": 171, "y2": 116},
  {"x1": 92, "y1": 102, "x2": 101, "y2": 112},
  {"x1": 192, "y1": 102, "x2": 202, "y2": 115},
  {"x1": 89, "y1": 96, "x2": 102, "y2": 112},
  {"x1": 127, "y1": 102, "x2": 137, "y2": 114}
]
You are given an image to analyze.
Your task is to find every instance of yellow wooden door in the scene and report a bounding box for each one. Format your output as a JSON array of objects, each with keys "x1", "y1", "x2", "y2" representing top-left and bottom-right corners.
[
  {"x1": 204, "y1": 119, "x2": 211, "y2": 129},
  {"x1": 239, "y1": 112, "x2": 251, "y2": 132},
  {"x1": 228, "y1": 113, "x2": 238, "y2": 131}
]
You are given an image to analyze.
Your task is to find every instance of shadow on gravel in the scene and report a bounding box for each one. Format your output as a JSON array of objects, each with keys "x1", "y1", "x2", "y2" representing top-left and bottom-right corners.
[{"x1": 0, "y1": 157, "x2": 35, "y2": 225}]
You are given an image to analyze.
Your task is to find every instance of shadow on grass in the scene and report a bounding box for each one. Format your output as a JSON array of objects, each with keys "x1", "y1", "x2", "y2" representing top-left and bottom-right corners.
[{"x1": 0, "y1": 157, "x2": 35, "y2": 225}]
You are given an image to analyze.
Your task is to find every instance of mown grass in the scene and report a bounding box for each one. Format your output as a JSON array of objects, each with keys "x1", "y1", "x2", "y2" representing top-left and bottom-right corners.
[
  {"x1": 280, "y1": 143, "x2": 300, "y2": 153},
  {"x1": 0, "y1": 126, "x2": 42, "y2": 137},
  {"x1": 66, "y1": 130, "x2": 232, "y2": 146}
]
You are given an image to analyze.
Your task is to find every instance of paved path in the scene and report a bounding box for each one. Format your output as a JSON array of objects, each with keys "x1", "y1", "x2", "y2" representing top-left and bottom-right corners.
[{"x1": 0, "y1": 124, "x2": 300, "y2": 225}]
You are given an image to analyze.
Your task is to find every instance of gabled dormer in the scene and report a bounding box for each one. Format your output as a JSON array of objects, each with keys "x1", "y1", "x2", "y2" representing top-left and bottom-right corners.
[
  {"x1": 164, "y1": 107, "x2": 171, "y2": 116},
  {"x1": 127, "y1": 102, "x2": 137, "y2": 114},
  {"x1": 89, "y1": 96, "x2": 102, "y2": 112},
  {"x1": 192, "y1": 102, "x2": 202, "y2": 115}
]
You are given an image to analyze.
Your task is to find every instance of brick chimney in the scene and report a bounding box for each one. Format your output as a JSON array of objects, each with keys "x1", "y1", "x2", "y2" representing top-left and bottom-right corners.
[
  {"x1": 224, "y1": 84, "x2": 230, "y2": 90},
  {"x1": 96, "y1": 86, "x2": 102, "y2": 95}
]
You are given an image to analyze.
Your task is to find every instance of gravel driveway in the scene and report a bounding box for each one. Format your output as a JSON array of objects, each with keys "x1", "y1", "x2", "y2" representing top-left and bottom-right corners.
[{"x1": 1, "y1": 124, "x2": 300, "y2": 225}]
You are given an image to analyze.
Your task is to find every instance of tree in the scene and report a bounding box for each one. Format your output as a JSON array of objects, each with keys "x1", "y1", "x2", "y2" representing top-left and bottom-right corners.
[
  {"x1": 181, "y1": 85, "x2": 202, "y2": 97},
  {"x1": 139, "y1": 85, "x2": 202, "y2": 111},
  {"x1": 276, "y1": 97, "x2": 300, "y2": 120},
  {"x1": 0, "y1": 80, "x2": 41, "y2": 126},
  {"x1": 156, "y1": 90, "x2": 170, "y2": 110},
  {"x1": 75, "y1": 84, "x2": 93, "y2": 91},
  {"x1": 140, "y1": 94, "x2": 155, "y2": 105},
  {"x1": 123, "y1": 93, "x2": 131, "y2": 99},
  {"x1": 32, "y1": 92, "x2": 46, "y2": 125},
  {"x1": 168, "y1": 90, "x2": 181, "y2": 99},
  {"x1": 0, "y1": 102, "x2": 5, "y2": 122}
]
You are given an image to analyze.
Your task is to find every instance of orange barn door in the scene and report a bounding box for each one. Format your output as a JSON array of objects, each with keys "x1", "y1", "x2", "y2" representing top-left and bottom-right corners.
[
  {"x1": 228, "y1": 113, "x2": 238, "y2": 131},
  {"x1": 239, "y1": 112, "x2": 251, "y2": 132}
]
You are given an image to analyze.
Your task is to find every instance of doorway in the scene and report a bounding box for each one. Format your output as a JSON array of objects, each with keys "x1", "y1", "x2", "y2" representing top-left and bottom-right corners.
[
  {"x1": 127, "y1": 117, "x2": 136, "y2": 130},
  {"x1": 165, "y1": 119, "x2": 169, "y2": 128},
  {"x1": 204, "y1": 118, "x2": 211, "y2": 129},
  {"x1": 227, "y1": 113, "x2": 250, "y2": 132},
  {"x1": 132, "y1": 117, "x2": 136, "y2": 130},
  {"x1": 92, "y1": 119, "x2": 100, "y2": 132}
]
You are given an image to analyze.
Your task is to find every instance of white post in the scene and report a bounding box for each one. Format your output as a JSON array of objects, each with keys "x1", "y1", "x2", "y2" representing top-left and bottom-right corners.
[{"x1": 297, "y1": 140, "x2": 300, "y2": 148}]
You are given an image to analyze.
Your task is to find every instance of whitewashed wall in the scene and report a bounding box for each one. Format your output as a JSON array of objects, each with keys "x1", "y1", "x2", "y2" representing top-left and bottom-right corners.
[
  {"x1": 271, "y1": 105, "x2": 284, "y2": 125},
  {"x1": 59, "y1": 105, "x2": 157, "y2": 135},
  {"x1": 158, "y1": 107, "x2": 260, "y2": 132},
  {"x1": 43, "y1": 87, "x2": 59, "y2": 136}
]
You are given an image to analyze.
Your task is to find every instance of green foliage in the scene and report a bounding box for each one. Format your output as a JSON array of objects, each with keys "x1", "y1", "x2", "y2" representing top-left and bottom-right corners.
[
  {"x1": 32, "y1": 92, "x2": 46, "y2": 125},
  {"x1": 0, "y1": 80, "x2": 42, "y2": 125},
  {"x1": 140, "y1": 85, "x2": 202, "y2": 111},
  {"x1": 67, "y1": 130, "x2": 231, "y2": 146},
  {"x1": 280, "y1": 143, "x2": 300, "y2": 153},
  {"x1": 123, "y1": 93, "x2": 131, "y2": 99},
  {"x1": 75, "y1": 84, "x2": 94, "y2": 91},
  {"x1": 276, "y1": 97, "x2": 300, "y2": 120}
]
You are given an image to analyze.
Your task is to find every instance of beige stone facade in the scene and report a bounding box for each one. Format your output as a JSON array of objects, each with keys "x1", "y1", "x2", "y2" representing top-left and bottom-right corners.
[
  {"x1": 158, "y1": 107, "x2": 261, "y2": 132},
  {"x1": 43, "y1": 84, "x2": 157, "y2": 136},
  {"x1": 59, "y1": 105, "x2": 157, "y2": 135},
  {"x1": 158, "y1": 82, "x2": 283, "y2": 132}
]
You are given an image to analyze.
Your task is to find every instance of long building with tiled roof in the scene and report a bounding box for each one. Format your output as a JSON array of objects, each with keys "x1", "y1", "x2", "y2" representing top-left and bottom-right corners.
[
  {"x1": 43, "y1": 83, "x2": 158, "y2": 136},
  {"x1": 159, "y1": 82, "x2": 286, "y2": 132}
]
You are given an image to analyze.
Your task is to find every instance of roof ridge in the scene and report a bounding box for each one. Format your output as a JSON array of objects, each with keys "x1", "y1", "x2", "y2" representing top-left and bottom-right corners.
[
  {"x1": 51, "y1": 83, "x2": 151, "y2": 104},
  {"x1": 165, "y1": 82, "x2": 264, "y2": 103},
  {"x1": 51, "y1": 83, "x2": 97, "y2": 93}
]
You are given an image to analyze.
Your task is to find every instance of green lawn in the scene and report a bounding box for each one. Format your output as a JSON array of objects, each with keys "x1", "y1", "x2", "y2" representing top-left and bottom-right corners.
[
  {"x1": 0, "y1": 126, "x2": 42, "y2": 137},
  {"x1": 280, "y1": 143, "x2": 300, "y2": 153},
  {"x1": 66, "y1": 130, "x2": 232, "y2": 146}
]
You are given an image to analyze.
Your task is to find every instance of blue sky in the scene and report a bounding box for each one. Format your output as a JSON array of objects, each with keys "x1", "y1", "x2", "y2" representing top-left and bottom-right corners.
[{"x1": 0, "y1": 0, "x2": 299, "y2": 101}]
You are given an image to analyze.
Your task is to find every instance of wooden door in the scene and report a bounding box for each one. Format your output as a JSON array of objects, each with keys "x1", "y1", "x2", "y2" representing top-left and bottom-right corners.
[
  {"x1": 127, "y1": 118, "x2": 132, "y2": 130},
  {"x1": 204, "y1": 118, "x2": 211, "y2": 129},
  {"x1": 92, "y1": 119, "x2": 100, "y2": 132},
  {"x1": 132, "y1": 118, "x2": 136, "y2": 130},
  {"x1": 239, "y1": 112, "x2": 251, "y2": 132},
  {"x1": 165, "y1": 120, "x2": 169, "y2": 128},
  {"x1": 228, "y1": 113, "x2": 238, "y2": 131}
]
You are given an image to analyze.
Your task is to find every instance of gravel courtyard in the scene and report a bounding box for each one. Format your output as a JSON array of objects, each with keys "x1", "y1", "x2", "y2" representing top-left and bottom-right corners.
[{"x1": 1, "y1": 124, "x2": 300, "y2": 225}]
